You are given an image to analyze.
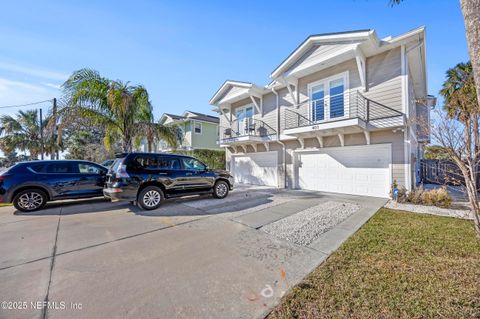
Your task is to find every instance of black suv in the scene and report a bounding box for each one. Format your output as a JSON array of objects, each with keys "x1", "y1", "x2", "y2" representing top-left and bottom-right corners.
[
  {"x1": 0, "y1": 160, "x2": 108, "y2": 212},
  {"x1": 103, "y1": 153, "x2": 234, "y2": 210}
]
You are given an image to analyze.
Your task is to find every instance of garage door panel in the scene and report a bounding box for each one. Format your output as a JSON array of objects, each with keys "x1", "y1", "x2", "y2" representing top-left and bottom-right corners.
[
  {"x1": 232, "y1": 151, "x2": 278, "y2": 187},
  {"x1": 296, "y1": 145, "x2": 391, "y2": 198}
]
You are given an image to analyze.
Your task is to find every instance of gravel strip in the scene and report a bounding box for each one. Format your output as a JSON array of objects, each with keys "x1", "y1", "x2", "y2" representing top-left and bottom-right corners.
[
  {"x1": 261, "y1": 201, "x2": 360, "y2": 246},
  {"x1": 385, "y1": 201, "x2": 473, "y2": 220}
]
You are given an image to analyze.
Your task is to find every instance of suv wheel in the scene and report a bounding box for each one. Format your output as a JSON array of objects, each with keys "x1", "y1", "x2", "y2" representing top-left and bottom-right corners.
[
  {"x1": 213, "y1": 181, "x2": 229, "y2": 199},
  {"x1": 13, "y1": 189, "x2": 47, "y2": 212},
  {"x1": 138, "y1": 186, "x2": 164, "y2": 210}
]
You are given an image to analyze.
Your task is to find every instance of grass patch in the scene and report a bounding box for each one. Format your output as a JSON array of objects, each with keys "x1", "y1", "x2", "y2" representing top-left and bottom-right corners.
[{"x1": 268, "y1": 208, "x2": 480, "y2": 319}]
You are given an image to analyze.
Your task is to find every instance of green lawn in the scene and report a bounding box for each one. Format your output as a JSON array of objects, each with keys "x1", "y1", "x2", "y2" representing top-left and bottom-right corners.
[{"x1": 268, "y1": 208, "x2": 480, "y2": 319}]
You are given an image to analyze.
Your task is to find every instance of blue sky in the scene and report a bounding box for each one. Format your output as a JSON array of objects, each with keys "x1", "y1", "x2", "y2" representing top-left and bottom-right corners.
[{"x1": 0, "y1": 0, "x2": 469, "y2": 118}]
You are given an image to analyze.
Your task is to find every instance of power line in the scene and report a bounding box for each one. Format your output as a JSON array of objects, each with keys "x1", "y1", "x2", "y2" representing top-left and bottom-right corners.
[{"x1": 0, "y1": 99, "x2": 54, "y2": 109}]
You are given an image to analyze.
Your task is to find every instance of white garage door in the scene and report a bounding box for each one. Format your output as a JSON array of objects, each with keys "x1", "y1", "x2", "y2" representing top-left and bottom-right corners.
[
  {"x1": 232, "y1": 151, "x2": 278, "y2": 186},
  {"x1": 296, "y1": 144, "x2": 391, "y2": 198}
]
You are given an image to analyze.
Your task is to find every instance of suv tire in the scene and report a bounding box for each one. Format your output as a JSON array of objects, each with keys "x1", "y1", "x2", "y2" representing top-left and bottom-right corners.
[
  {"x1": 213, "y1": 180, "x2": 229, "y2": 199},
  {"x1": 13, "y1": 189, "x2": 48, "y2": 212},
  {"x1": 138, "y1": 186, "x2": 164, "y2": 210}
]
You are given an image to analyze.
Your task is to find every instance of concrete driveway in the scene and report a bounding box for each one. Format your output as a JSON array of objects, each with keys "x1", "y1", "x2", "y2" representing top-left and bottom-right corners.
[{"x1": 0, "y1": 186, "x2": 386, "y2": 319}]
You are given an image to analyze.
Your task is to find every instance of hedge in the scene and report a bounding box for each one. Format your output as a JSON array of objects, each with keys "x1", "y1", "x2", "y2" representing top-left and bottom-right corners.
[{"x1": 168, "y1": 149, "x2": 226, "y2": 170}]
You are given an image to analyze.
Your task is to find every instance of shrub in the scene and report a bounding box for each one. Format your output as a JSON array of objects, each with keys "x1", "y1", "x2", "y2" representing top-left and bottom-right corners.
[
  {"x1": 398, "y1": 186, "x2": 452, "y2": 208},
  {"x1": 168, "y1": 149, "x2": 225, "y2": 170}
]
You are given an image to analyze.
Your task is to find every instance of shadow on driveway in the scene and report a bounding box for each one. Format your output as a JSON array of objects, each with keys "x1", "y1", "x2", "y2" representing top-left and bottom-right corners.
[{"x1": 12, "y1": 190, "x2": 277, "y2": 217}]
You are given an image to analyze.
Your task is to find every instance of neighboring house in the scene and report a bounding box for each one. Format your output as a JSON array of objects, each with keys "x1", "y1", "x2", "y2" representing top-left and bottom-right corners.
[
  {"x1": 210, "y1": 27, "x2": 435, "y2": 198},
  {"x1": 138, "y1": 111, "x2": 220, "y2": 151}
]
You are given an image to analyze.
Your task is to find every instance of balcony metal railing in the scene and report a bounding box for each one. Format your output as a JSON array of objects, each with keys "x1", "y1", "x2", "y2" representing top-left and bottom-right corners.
[
  {"x1": 219, "y1": 118, "x2": 277, "y2": 144},
  {"x1": 283, "y1": 90, "x2": 403, "y2": 130}
]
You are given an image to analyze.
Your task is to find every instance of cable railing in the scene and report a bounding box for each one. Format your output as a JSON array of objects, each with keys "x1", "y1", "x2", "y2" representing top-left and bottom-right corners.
[
  {"x1": 218, "y1": 118, "x2": 277, "y2": 143},
  {"x1": 283, "y1": 90, "x2": 403, "y2": 130}
]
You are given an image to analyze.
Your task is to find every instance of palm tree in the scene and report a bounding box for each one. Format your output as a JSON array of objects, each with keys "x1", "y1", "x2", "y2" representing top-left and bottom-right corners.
[
  {"x1": 440, "y1": 62, "x2": 478, "y2": 151},
  {"x1": 61, "y1": 68, "x2": 178, "y2": 152},
  {"x1": 136, "y1": 103, "x2": 181, "y2": 152},
  {"x1": 0, "y1": 110, "x2": 42, "y2": 159}
]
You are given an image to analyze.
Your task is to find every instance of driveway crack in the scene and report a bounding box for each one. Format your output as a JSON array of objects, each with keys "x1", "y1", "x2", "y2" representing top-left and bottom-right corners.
[{"x1": 41, "y1": 208, "x2": 62, "y2": 319}]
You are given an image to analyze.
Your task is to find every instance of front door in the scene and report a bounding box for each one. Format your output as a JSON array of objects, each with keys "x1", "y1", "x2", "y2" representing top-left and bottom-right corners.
[
  {"x1": 75, "y1": 162, "x2": 107, "y2": 196},
  {"x1": 180, "y1": 157, "x2": 215, "y2": 190},
  {"x1": 235, "y1": 106, "x2": 254, "y2": 135}
]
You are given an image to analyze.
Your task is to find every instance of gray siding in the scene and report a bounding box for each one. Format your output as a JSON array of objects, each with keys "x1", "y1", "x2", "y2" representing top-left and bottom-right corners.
[{"x1": 364, "y1": 47, "x2": 402, "y2": 112}]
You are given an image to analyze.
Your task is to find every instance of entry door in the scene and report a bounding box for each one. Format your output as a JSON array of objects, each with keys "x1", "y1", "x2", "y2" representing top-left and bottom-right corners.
[
  {"x1": 236, "y1": 106, "x2": 253, "y2": 135},
  {"x1": 309, "y1": 74, "x2": 346, "y2": 122}
]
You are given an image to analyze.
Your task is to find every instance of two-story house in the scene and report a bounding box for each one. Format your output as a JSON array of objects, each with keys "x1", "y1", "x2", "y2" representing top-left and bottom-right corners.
[
  {"x1": 139, "y1": 110, "x2": 221, "y2": 151},
  {"x1": 210, "y1": 27, "x2": 434, "y2": 198}
]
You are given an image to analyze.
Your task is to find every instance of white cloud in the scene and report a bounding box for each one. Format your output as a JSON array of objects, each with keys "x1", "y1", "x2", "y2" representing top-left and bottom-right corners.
[
  {"x1": 42, "y1": 82, "x2": 62, "y2": 90},
  {"x1": 0, "y1": 77, "x2": 47, "y2": 93},
  {"x1": 0, "y1": 77, "x2": 58, "y2": 113},
  {"x1": 0, "y1": 62, "x2": 68, "y2": 81}
]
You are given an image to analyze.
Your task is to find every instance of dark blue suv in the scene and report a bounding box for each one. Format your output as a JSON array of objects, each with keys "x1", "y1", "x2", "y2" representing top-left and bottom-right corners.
[{"x1": 0, "y1": 160, "x2": 108, "y2": 212}]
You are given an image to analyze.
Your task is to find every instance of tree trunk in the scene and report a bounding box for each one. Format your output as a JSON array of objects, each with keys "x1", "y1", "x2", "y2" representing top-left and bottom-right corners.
[{"x1": 460, "y1": 0, "x2": 480, "y2": 112}]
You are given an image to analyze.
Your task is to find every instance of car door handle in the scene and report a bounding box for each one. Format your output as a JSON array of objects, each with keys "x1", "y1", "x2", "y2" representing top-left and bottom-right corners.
[{"x1": 185, "y1": 172, "x2": 193, "y2": 176}]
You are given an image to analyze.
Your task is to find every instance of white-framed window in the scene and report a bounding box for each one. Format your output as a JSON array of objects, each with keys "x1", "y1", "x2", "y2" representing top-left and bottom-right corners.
[
  {"x1": 308, "y1": 71, "x2": 349, "y2": 122},
  {"x1": 194, "y1": 121, "x2": 202, "y2": 134},
  {"x1": 235, "y1": 105, "x2": 254, "y2": 135}
]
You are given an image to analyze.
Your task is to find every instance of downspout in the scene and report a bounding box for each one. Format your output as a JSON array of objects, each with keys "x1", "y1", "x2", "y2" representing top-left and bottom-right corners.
[{"x1": 272, "y1": 86, "x2": 287, "y2": 189}]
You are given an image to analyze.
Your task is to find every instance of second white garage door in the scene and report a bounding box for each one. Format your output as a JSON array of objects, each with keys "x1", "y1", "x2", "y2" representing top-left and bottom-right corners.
[
  {"x1": 232, "y1": 151, "x2": 278, "y2": 187},
  {"x1": 295, "y1": 144, "x2": 391, "y2": 198}
]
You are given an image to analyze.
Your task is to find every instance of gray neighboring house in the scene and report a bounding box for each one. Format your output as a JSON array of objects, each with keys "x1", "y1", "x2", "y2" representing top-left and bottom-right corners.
[
  {"x1": 210, "y1": 27, "x2": 434, "y2": 198},
  {"x1": 138, "y1": 110, "x2": 221, "y2": 152}
]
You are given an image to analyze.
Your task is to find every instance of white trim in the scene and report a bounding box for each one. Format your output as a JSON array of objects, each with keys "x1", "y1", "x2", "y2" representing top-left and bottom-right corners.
[
  {"x1": 307, "y1": 71, "x2": 350, "y2": 122},
  {"x1": 338, "y1": 133, "x2": 344, "y2": 147},
  {"x1": 401, "y1": 44, "x2": 411, "y2": 191},
  {"x1": 271, "y1": 30, "x2": 372, "y2": 78},
  {"x1": 363, "y1": 131, "x2": 371, "y2": 145},
  {"x1": 283, "y1": 118, "x2": 365, "y2": 135},
  {"x1": 354, "y1": 46, "x2": 367, "y2": 91},
  {"x1": 316, "y1": 136, "x2": 323, "y2": 148}
]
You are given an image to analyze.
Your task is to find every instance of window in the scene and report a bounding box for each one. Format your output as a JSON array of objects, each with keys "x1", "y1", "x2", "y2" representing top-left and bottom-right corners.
[
  {"x1": 329, "y1": 78, "x2": 344, "y2": 118},
  {"x1": 181, "y1": 158, "x2": 206, "y2": 171},
  {"x1": 127, "y1": 155, "x2": 158, "y2": 171},
  {"x1": 46, "y1": 163, "x2": 73, "y2": 174},
  {"x1": 308, "y1": 72, "x2": 348, "y2": 122},
  {"x1": 194, "y1": 122, "x2": 202, "y2": 134},
  {"x1": 28, "y1": 163, "x2": 46, "y2": 173},
  {"x1": 78, "y1": 163, "x2": 104, "y2": 174},
  {"x1": 235, "y1": 106, "x2": 254, "y2": 135},
  {"x1": 158, "y1": 156, "x2": 181, "y2": 170}
]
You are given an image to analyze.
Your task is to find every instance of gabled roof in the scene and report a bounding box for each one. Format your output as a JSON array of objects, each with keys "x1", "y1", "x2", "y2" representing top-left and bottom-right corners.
[
  {"x1": 159, "y1": 111, "x2": 219, "y2": 125},
  {"x1": 208, "y1": 80, "x2": 254, "y2": 105},
  {"x1": 270, "y1": 29, "x2": 374, "y2": 79},
  {"x1": 183, "y1": 111, "x2": 219, "y2": 123}
]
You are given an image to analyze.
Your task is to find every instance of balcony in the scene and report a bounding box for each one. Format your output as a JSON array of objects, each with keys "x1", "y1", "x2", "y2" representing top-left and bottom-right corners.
[
  {"x1": 218, "y1": 118, "x2": 277, "y2": 146},
  {"x1": 282, "y1": 91, "x2": 404, "y2": 136}
]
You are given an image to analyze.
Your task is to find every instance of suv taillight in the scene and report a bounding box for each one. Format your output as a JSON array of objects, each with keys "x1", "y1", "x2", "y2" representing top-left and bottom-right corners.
[{"x1": 116, "y1": 164, "x2": 130, "y2": 178}]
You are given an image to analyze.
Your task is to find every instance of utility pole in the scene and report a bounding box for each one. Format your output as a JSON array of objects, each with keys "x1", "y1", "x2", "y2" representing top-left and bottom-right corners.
[
  {"x1": 39, "y1": 108, "x2": 44, "y2": 160},
  {"x1": 52, "y1": 98, "x2": 58, "y2": 160}
]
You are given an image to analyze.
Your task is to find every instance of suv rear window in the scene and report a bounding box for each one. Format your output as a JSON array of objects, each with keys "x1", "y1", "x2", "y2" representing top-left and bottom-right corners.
[
  {"x1": 28, "y1": 163, "x2": 47, "y2": 173},
  {"x1": 126, "y1": 155, "x2": 182, "y2": 171},
  {"x1": 46, "y1": 163, "x2": 73, "y2": 173}
]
